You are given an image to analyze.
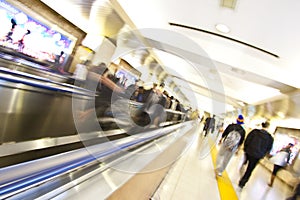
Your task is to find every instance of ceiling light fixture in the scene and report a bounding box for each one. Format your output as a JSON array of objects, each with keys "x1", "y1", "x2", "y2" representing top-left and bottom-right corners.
[
  {"x1": 221, "y1": 0, "x2": 237, "y2": 9},
  {"x1": 215, "y1": 23, "x2": 230, "y2": 34}
]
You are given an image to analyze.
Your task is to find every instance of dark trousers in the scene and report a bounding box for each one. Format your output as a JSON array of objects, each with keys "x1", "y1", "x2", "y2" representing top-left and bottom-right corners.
[
  {"x1": 239, "y1": 153, "x2": 260, "y2": 187},
  {"x1": 272, "y1": 164, "x2": 283, "y2": 175}
]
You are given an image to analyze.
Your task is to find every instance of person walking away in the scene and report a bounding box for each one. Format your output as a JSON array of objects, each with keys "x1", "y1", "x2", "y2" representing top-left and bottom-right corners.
[
  {"x1": 238, "y1": 121, "x2": 274, "y2": 189},
  {"x1": 215, "y1": 115, "x2": 246, "y2": 176},
  {"x1": 203, "y1": 115, "x2": 216, "y2": 137},
  {"x1": 268, "y1": 143, "x2": 294, "y2": 187}
]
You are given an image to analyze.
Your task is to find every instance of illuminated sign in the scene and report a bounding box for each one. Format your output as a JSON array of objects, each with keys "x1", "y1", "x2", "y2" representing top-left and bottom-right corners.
[{"x1": 0, "y1": 0, "x2": 75, "y2": 65}]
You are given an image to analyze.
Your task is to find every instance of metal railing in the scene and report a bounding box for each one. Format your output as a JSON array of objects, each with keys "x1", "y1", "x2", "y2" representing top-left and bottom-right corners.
[{"x1": 0, "y1": 123, "x2": 188, "y2": 199}]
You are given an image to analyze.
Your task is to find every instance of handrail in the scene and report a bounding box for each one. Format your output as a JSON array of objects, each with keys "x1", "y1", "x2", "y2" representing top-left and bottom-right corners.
[
  {"x1": 129, "y1": 100, "x2": 186, "y2": 115},
  {"x1": 0, "y1": 123, "x2": 185, "y2": 198},
  {"x1": 0, "y1": 67, "x2": 94, "y2": 94},
  {"x1": 0, "y1": 73, "x2": 95, "y2": 97},
  {"x1": 0, "y1": 67, "x2": 51, "y2": 82}
]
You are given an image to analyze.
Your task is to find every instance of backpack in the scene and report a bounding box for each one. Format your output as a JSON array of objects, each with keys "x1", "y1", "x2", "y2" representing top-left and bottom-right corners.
[{"x1": 223, "y1": 130, "x2": 241, "y2": 151}]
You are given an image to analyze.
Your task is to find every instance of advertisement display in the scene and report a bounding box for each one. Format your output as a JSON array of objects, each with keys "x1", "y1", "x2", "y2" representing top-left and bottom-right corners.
[
  {"x1": 0, "y1": 0, "x2": 75, "y2": 66},
  {"x1": 116, "y1": 59, "x2": 141, "y2": 88},
  {"x1": 115, "y1": 69, "x2": 138, "y2": 88}
]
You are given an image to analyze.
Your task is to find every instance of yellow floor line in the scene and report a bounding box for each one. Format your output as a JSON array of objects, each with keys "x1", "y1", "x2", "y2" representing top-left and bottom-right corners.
[{"x1": 210, "y1": 141, "x2": 239, "y2": 200}]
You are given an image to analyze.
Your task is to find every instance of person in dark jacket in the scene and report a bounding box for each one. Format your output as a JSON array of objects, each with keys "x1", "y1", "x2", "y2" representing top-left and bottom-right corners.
[
  {"x1": 203, "y1": 115, "x2": 216, "y2": 137},
  {"x1": 215, "y1": 115, "x2": 246, "y2": 176},
  {"x1": 238, "y1": 121, "x2": 274, "y2": 188}
]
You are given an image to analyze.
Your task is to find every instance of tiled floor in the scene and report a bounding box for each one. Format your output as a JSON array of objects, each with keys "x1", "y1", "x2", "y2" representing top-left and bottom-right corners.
[{"x1": 152, "y1": 125, "x2": 296, "y2": 200}]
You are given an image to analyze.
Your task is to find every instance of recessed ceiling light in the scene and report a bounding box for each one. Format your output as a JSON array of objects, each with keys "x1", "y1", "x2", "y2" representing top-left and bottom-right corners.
[
  {"x1": 221, "y1": 0, "x2": 237, "y2": 9},
  {"x1": 215, "y1": 23, "x2": 230, "y2": 34}
]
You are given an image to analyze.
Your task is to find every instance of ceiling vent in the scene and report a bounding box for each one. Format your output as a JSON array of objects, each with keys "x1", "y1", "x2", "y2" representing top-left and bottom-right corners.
[{"x1": 221, "y1": 0, "x2": 237, "y2": 9}]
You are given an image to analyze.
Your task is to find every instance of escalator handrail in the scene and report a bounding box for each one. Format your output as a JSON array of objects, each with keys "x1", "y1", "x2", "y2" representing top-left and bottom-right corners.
[
  {"x1": 0, "y1": 67, "x2": 51, "y2": 82},
  {"x1": 0, "y1": 123, "x2": 185, "y2": 198},
  {"x1": 0, "y1": 67, "x2": 95, "y2": 94},
  {"x1": 0, "y1": 73, "x2": 95, "y2": 97}
]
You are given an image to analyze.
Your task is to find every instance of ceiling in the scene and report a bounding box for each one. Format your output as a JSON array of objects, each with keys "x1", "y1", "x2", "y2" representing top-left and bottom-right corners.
[{"x1": 39, "y1": 0, "x2": 300, "y2": 114}]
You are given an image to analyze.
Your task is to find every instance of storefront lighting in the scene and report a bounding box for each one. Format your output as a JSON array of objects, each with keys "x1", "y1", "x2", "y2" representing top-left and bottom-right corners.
[
  {"x1": 277, "y1": 111, "x2": 286, "y2": 118},
  {"x1": 82, "y1": 34, "x2": 104, "y2": 51}
]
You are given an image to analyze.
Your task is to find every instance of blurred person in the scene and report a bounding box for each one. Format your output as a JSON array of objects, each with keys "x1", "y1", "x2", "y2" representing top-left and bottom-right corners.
[
  {"x1": 151, "y1": 82, "x2": 166, "y2": 127},
  {"x1": 107, "y1": 68, "x2": 120, "y2": 84},
  {"x1": 170, "y1": 96, "x2": 178, "y2": 110},
  {"x1": 143, "y1": 83, "x2": 157, "y2": 101},
  {"x1": 216, "y1": 122, "x2": 224, "y2": 139},
  {"x1": 53, "y1": 51, "x2": 65, "y2": 73},
  {"x1": 73, "y1": 60, "x2": 89, "y2": 86},
  {"x1": 215, "y1": 115, "x2": 245, "y2": 177},
  {"x1": 163, "y1": 91, "x2": 171, "y2": 109},
  {"x1": 238, "y1": 121, "x2": 274, "y2": 189},
  {"x1": 175, "y1": 99, "x2": 184, "y2": 120},
  {"x1": 143, "y1": 83, "x2": 160, "y2": 113},
  {"x1": 124, "y1": 79, "x2": 139, "y2": 98},
  {"x1": 168, "y1": 96, "x2": 174, "y2": 109},
  {"x1": 141, "y1": 82, "x2": 166, "y2": 127},
  {"x1": 203, "y1": 115, "x2": 216, "y2": 137},
  {"x1": 131, "y1": 86, "x2": 146, "y2": 103},
  {"x1": 130, "y1": 83, "x2": 159, "y2": 127},
  {"x1": 78, "y1": 63, "x2": 124, "y2": 123},
  {"x1": 175, "y1": 99, "x2": 182, "y2": 111},
  {"x1": 268, "y1": 143, "x2": 294, "y2": 187}
]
